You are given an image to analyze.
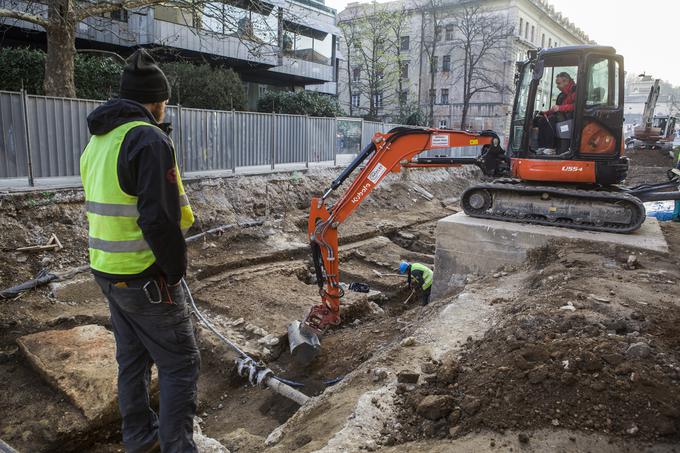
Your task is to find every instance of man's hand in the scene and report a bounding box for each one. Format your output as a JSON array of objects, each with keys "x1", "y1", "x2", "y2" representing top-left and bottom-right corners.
[{"x1": 548, "y1": 105, "x2": 560, "y2": 113}]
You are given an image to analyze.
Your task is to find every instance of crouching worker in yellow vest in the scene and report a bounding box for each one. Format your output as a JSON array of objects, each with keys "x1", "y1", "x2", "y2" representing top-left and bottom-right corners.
[
  {"x1": 80, "y1": 49, "x2": 198, "y2": 453},
  {"x1": 399, "y1": 261, "x2": 433, "y2": 306}
]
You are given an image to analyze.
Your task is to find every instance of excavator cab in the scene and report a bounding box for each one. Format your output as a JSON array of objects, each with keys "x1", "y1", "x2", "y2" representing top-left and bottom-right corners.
[{"x1": 509, "y1": 46, "x2": 627, "y2": 185}]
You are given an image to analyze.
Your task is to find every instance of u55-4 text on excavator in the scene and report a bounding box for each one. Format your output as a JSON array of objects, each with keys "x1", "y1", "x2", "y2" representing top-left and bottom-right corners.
[{"x1": 287, "y1": 45, "x2": 680, "y2": 362}]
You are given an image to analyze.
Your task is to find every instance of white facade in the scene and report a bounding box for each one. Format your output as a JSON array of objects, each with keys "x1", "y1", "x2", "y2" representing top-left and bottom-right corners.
[{"x1": 338, "y1": 0, "x2": 591, "y2": 135}]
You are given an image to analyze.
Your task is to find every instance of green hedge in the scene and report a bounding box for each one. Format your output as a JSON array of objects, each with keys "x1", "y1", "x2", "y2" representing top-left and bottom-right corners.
[
  {"x1": 161, "y1": 62, "x2": 245, "y2": 111},
  {"x1": 257, "y1": 90, "x2": 343, "y2": 117},
  {"x1": 0, "y1": 47, "x2": 121, "y2": 99},
  {"x1": 0, "y1": 48, "x2": 246, "y2": 110}
]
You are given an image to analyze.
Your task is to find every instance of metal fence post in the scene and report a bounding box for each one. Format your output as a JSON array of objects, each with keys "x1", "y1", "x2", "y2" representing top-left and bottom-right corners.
[
  {"x1": 333, "y1": 118, "x2": 337, "y2": 167},
  {"x1": 231, "y1": 110, "x2": 237, "y2": 174},
  {"x1": 20, "y1": 89, "x2": 34, "y2": 186},
  {"x1": 360, "y1": 119, "x2": 365, "y2": 156},
  {"x1": 305, "y1": 115, "x2": 309, "y2": 168},
  {"x1": 270, "y1": 114, "x2": 276, "y2": 170},
  {"x1": 177, "y1": 104, "x2": 185, "y2": 175}
]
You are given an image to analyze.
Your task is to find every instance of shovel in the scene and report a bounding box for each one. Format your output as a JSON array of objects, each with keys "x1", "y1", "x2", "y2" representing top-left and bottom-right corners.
[
  {"x1": 372, "y1": 269, "x2": 407, "y2": 278},
  {"x1": 287, "y1": 320, "x2": 321, "y2": 366}
]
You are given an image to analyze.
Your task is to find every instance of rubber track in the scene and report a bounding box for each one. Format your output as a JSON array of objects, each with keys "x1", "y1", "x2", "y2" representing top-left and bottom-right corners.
[{"x1": 461, "y1": 179, "x2": 646, "y2": 234}]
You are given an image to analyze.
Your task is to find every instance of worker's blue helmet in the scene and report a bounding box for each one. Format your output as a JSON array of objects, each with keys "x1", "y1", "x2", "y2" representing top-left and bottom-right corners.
[{"x1": 399, "y1": 261, "x2": 410, "y2": 274}]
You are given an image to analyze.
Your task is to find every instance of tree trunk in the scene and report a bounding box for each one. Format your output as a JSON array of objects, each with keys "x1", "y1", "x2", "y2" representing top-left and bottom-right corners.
[
  {"x1": 44, "y1": 0, "x2": 77, "y2": 97},
  {"x1": 460, "y1": 100, "x2": 469, "y2": 130}
]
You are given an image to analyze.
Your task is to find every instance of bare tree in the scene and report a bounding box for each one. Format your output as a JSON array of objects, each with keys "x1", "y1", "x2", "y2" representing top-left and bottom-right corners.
[
  {"x1": 339, "y1": 1, "x2": 404, "y2": 121},
  {"x1": 418, "y1": 0, "x2": 441, "y2": 127},
  {"x1": 450, "y1": 5, "x2": 514, "y2": 129},
  {"x1": 0, "y1": 0, "x2": 293, "y2": 97}
]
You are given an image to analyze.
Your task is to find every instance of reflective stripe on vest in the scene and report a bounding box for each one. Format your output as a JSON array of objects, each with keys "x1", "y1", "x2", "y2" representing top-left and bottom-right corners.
[
  {"x1": 80, "y1": 120, "x2": 194, "y2": 275},
  {"x1": 411, "y1": 263, "x2": 433, "y2": 290}
]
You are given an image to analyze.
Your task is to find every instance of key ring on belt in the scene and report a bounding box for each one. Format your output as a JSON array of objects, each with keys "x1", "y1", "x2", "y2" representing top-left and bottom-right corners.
[{"x1": 142, "y1": 280, "x2": 163, "y2": 304}]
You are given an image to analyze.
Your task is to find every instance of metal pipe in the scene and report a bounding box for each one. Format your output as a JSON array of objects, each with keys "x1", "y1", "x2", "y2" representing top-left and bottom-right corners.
[{"x1": 181, "y1": 279, "x2": 310, "y2": 406}]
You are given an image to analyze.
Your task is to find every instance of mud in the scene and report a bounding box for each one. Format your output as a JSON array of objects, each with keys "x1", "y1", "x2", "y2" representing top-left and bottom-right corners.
[
  {"x1": 0, "y1": 166, "x2": 475, "y2": 452},
  {"x1": 1, "y1": 145, "x2": 679, "y2": 452}
]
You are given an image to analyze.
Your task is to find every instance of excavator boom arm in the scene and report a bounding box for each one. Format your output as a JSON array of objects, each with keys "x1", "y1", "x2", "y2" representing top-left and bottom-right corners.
[{"x1": 303, "y1": 127, "x2": 501, "y2": 334}]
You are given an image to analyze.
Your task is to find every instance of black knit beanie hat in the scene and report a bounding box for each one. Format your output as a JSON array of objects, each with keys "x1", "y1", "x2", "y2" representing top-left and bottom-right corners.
[{"x1": 119, "y1": 49, "x2": 170, "y2": 104}]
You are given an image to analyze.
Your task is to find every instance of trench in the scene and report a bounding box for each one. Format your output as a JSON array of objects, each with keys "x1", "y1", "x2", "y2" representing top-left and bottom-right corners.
[{"x1": 0, "y1": 213, "x2": 446, "y2": 453}]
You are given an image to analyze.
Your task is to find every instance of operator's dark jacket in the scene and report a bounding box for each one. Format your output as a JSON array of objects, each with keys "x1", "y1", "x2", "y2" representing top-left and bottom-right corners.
[{"x1": 86, "y1": 99, "x2": 186, "y2": 283}]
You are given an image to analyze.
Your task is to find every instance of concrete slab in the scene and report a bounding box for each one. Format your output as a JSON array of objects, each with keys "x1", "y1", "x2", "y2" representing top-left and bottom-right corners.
[
  {"x1": 17, "y1": 325, "x2": 118, "y2": 422},
  {"x1": 431, "y1": 213, "x2": 668, "y2": 300}
]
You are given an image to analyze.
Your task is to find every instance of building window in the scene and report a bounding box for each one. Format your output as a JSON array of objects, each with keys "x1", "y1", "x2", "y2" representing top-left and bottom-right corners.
[
  {"x1": 400, "y1": 36, "x2": 410, "y2": 51},
  {"x1": 351, "y1": 94, "x2": 360, "y2": 107},
  {"x1": 519, "y1": 18, "x2": 523, "y2": 36},
  {"x1": 524, "y1": 22, "x2": 529, "y2": 39},
  {"x1": 439, "y1": 119, "x2": 448, "y2": 128},
  {"x1": 352, "y1": 67, "x2": 361, "y2": 82},
  {"x1": 548, "y1": 37, "x2": 552, "y2": 47},
  {"x1": 554, "y1": 41, "x2": 558, "y2": 47},
  {"x1": 258, "y1": 84, "x2": 268, "y2": 97},
  {"x1": 375, "y1": 38, "x2": 384, "y2": 52},
  {"x1": 429, "y1": 88, "x2": 436, "y2": 100},
  {"x1": 431, "y1": 56, "x2": 438, "y2": 73},
  {"x1": 442, "y1": 55, "x2": 451, "y2": 72},
  {"x1": 400, "y1": 90, "x2": 408, "y2": 103},
  {"x1": 435, "y1": 25, "x2": 442, "y2": 42},
  {"x1": 541, "y1": 33, "x2": 545, "y2": 47},
  {"x1": 373, "y1": 92, "x2": 383, "y2": 108},
  {"x1": 531, "y1": 25, "x2": 535, "y2": 42},
  {"x1": 111, "y1": 9, "x2": 128, "y2": 21},
  {"x1": 400, "y1": 62, "x2": 409, "y2": 79},
  {"x1": 445, "y1": 24, "x2": 454, "y2": 41},
  {"x1": 441, "y1": 88, "x2": 449, "y2": 104}
]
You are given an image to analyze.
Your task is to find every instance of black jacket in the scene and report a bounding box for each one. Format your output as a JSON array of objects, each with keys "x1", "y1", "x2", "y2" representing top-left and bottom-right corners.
[{"x1": 86, "y1": 99, "x2": 187, "y2": 284}]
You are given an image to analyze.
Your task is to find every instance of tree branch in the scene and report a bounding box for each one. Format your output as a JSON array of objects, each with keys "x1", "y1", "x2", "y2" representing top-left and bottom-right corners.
[
  {"x1": 76, "y1": 0, "x2": 164, "y2": 21},
  {"x1": 0, "y1": 6, "x2": 47, "y2": 27}
]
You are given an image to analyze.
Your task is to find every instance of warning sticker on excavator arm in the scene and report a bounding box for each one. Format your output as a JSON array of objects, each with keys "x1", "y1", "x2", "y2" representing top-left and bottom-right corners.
[
  {"x1": 431, "y1": 135, "x2": 449, "y2": 147},
  {"x1": 368, "y1": 163, "x2": 387, "y2": 184}
]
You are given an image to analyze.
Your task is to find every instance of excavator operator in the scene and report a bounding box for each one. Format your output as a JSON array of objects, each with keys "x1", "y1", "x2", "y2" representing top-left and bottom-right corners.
[
  {"x1": 535, "y1": 72, "x2": 577, "y2": 154},
  {"x1": 400, "y1": 261, "x2": 433, "y2": 306}
]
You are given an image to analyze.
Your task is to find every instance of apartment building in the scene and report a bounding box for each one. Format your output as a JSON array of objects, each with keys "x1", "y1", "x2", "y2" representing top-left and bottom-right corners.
[
  {"x1": 0, "y1": 0, "x2": 339, "y2": 108},
  {"x1": 339, "y1": 0, "x2": 591, "y2": 134}
]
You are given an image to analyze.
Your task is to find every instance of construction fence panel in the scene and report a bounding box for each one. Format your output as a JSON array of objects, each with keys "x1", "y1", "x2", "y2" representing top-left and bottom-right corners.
[
  {"x1": 178, "y1": 108, "x2": 234, "y2": 173},
  {"x1": 361, "y1": 121, "x2": 383, "y2": 147},
  {"x1": 307, "y1": 116, "x2": 336, "y2": 163},
  {"x1": 26, "y1": 95, "x2": 103, "y2": 178},
  {"x1": 233, "y1": 111, "x2": 273, "y2": 169},
  {"x1": 336, "y1": 117, "x2": 362, "y2": 156},
  {"x1": 0, "y1": 91, "x2": 29, "y2": 178},
  {"x1": 274, "y1": 114, "x2": 306, "y2": 165}
]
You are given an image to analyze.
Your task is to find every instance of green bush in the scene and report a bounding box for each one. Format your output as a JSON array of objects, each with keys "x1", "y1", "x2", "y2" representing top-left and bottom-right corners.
[
  {"x1": 0, "y1": 47, "x2": 46, "y2": 94},
  {"x1": 257, "y1": 90, "x2": 343, "y2": 117},
  {"x1": 161, "y1": 62, "x2": 246, "y2": 110},
  {"x1": 0, "y1": 47, "x2": 122, "y2": 99},
  {"x1": 74, "y1": 55, "x2": 122, "y2": 100}
]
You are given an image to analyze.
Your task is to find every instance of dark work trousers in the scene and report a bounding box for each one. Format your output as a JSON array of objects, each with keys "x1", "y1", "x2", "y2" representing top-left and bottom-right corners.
[
  {"x1": 421, "y1": 287, "x2": 431, "y2": 306},
  {"x1": 536, "y1": 114, "x2": 557, "y2": 149},
  {"x1": 95, "y1": 275, "x2": 200, "y2": 453}
]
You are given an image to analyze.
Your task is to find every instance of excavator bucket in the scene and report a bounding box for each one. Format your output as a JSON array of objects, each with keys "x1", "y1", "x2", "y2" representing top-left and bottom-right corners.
[{"x1": 287, "y1": 320, "x2": 321, "y2": 366}]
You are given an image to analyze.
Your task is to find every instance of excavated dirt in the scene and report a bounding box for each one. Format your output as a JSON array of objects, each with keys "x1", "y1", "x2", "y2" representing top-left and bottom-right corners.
[
  {"x1": 395, "y1": 232, "x2": 680, "y2": 443},
  {"x1": 1, "y1": 146, "x2": 679, "y2": 452},
  {"x1": 0, "y1": 166, "x2": 476, "y2": 452}
]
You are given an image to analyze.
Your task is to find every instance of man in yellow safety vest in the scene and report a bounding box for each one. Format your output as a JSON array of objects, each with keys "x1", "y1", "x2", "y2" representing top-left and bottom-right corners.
[
  {"x1": 80, "y1": 49, "x2": 198, "y2": 453},
  {"x1": 399, "y1": 261, "x2": 433, "y2": 305}
]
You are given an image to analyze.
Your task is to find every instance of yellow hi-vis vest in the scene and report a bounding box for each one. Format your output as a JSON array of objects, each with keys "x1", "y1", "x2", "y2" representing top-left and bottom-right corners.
[
  {"x1": 411, "y1": 263, "x2": 433, "y2": 290},
  {"x1": 80, "y1": 120, "x2": 194, "y2": 275}
]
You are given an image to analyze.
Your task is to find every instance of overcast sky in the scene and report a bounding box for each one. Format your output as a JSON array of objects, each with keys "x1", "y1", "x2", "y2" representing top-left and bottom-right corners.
[{"x1": 326, "y1": 0, "x2": 680, "y2": 86}]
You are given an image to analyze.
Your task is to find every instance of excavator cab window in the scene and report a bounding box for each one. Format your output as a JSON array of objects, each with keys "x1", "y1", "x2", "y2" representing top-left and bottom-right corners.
[
  {"x1": 578, "y1": 55, "x2": 623, "y2": 156},
  {"x1": 528, "y1": 57, "x2": 579, "y2": 157}
]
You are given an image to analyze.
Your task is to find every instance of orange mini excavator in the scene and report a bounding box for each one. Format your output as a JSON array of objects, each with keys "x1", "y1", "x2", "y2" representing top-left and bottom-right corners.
[{"x1": 287, "y1": 45, "x2": 680, "y2": 361}]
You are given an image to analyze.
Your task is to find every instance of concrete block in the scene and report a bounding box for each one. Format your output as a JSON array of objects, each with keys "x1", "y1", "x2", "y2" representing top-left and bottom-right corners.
[
  {"x1": 432, "y1": 213, "x2": 668, "y2": 300},
  {"x1": 17, "y1": 325, "x2": 119, "y2": 422}
]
